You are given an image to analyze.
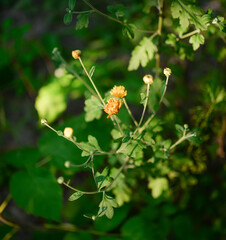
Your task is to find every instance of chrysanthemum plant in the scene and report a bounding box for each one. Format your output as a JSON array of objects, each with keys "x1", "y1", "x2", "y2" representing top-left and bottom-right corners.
[
  {"x1": 41, "y1": 48, "x2": 199, "y2": 220},
  {"x1": 39, "y1": 0, "x2": 225, "y2": 220}
]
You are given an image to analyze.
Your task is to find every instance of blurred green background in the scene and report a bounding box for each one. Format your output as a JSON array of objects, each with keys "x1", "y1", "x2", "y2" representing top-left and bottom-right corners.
[{"x1": 0, "y1": 0, "x2": 225, "y2": 239}]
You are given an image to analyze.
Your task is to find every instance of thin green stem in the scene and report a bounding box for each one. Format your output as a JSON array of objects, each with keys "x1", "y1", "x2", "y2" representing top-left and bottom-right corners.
[
  {"x1": 78, "y1": 57, "x2": 105, "y2": 106},
  {"x1": 70, "y1": 155, "x2": 92, "y2": 168},
  {"x1": 44, "y1": 223, "x2": 121, "y2": 237},
  {"x1": 179, "y1": 29, "x2": 200, "y2": 39},
  {"x1": 160, "y1": 75, "x2": 169, "y2": 103},
  {"x1": 43, "y1": 122, "x2": 91, "y2": 154},
  {"x1": 155, "y1": 0, "x2": 164, "y2": 79},
  {"x1": 56, "y1": 51, "x2": 97, "y2": 97},
  {"x1": 62, "y1": 182, "x2": 101, "y2": 195},
  {"x1": 90, "y1": 156, "x2": 98, "y2": 189},
  {"x1": 72, "y1": 10, "x2": 94, "y2": 14},
  {"x1": 0, "y1": 195, "x2": 11, "y2": 214},
  {"x1": 3, "y1": 227, "x2": 19, "y2": 240},
  {"x1": 170, "y1": 132, "x2": 196, "y2": 150},
  {"x1": 123, "y1": 98, "x2": 138, "y2": 126},
  {"x1": 134, "y1": 83, "x2": 150, "y2": 135},
  {"x1": 113, "y1": 116, "x2": 124, "y2": 136},
  {"x1": 140, "y1": 75, "x2": 169, "y2": 132},
  {"x1": 106, "y1": 132, "x2": 145, "y2": 191},
  {"x1": 81, "y1": 0, "x2": 154, "y2": 34},
  {"x1": 82, "y1": 0, "x2": 122, "y2": 24}
]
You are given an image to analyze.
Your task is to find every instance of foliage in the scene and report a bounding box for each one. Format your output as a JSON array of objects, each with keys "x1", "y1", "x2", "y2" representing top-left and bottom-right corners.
[{"x1": 0, "y1": 0, "x2": 225, "y2": 239}]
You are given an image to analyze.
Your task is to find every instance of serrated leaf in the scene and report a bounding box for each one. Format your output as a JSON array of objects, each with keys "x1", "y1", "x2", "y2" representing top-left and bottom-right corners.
[
  {"x1": 68, "y1": 191, "x2": 83, "y2": 201},
  {"x1": 88, "y1": 135, "x2": 101, "y2": 150},
  {"x1": 148, "y1": 177, "x2": 169, "y2": 199},
  {"x1": 76, "y1": 12, "x2": 90, "y2": 30},
  {"x1": 165, "y1": 33, "x2": 177, "y2": 47},
  {"x1": 68, "y1": 0, "x2": 76, "y2": 10},
  {"x1": 189, "y1": 34, "x2": 205, "y2": 50},
  {"x1": 128, "y1": 37, "x2": 156, "y2": 71},
  {"x1": 64, "y1": 13, "x2": 72, "y2": 25},
  {"x1": 171, "y1": 1, "x2": 189, "y2": 30},
  {"x1": 84, "y1": 96, "x2": 103, "y2": 122}
]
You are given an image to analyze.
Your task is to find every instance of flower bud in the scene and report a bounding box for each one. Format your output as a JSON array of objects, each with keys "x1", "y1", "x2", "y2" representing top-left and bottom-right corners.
[
  {"x1": 41, "y1": 119, "x2": 47, "y2": 125},
  {"x1": 64, "y1": 161, "x2": 71, "y2": 168},
  {"x1": 64, "y1": 127, "x2": 74, "y2": 138},
  {"x1": 72, "y1": 50, "x2": 81, "y2": 59},
  {"x1": 163, "y1": 68, "x2": 171, "y2": 77},
  {"x1": 57, "y1": 176, "x2": 64, "y2": 184},
  {"x1": 143, "y1": 75, "x2": 153, "y2": 84}
]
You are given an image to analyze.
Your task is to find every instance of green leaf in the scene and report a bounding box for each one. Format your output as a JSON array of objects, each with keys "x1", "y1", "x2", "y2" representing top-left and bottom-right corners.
[
  {"x1": 3, "y1": 147, "x2": 40, "y2": 169},
  {"x1": 175, "y1": 124, "x2": 184, "y2": 133},
  {"x1": 88, "y1": 135, "x2": 101, "y2": 150},
  {"x1": 148, "y1": 177, "x2": 169, "y2": 199},
  {"x1": 165, "y1": 33, "x2": 177, "y2": 47},
  {"x1": 143, "y1": 0, "x2": 158, "y2": 13},
  {"x1": 80, "y1": 135, "x2": 102, "y2": 156},
  {"x1": 128, "y1": 37, "x2": 156, "y2": 71},
  {"x1": 35, "y1": 75, "x2": 72, "y2": 123},
  {"x1": 76, "y1": 12, "x2": 90, "y2": 30},
  {"x1": 68, "y1": 192, "x2": 83, "y2": 201},
  {"x1": 122, "y1": 216, "x2": 147, "y2": 240},
  {"x1": 68, "y1": 0, "x2": 76, "y2": 10},
  {"x1": 122, "y1": 25, "x2": 134, "y2": 39},
  {"x1": 95, "y1": 167, "x2": 110, "y2": 189},
  {"x1": 97, "y1": 194, "x2": 118, "y2": 219},
  {"x1": 189, "y1": 34, "x2": 205, "y2": 50},
  {"x1": 140, "y1": 92, "x2": 146, "y2": 105},
  {"x1": 10, "y1": 169, "x2": 62, "y2": 221},
  {"x1": 64, "y1": 13, "x2": 73, "y2": 25},
  {"x1": 171, "y1": 1, "x2": 189, "y2": 30},
  {"x1": 117, "y1": 140, "x2": 143, "y2": 164},
  {"x1": 110, "y1": 168, "x2": 131, "y2": 206},
  {"x1": 84, "y1": 96, "x2": 103, "y2": 122}
]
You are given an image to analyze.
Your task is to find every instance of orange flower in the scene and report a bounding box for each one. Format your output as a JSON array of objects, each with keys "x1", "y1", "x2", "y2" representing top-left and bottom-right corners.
[
  {"x1": 104, "y1": 98, "x2": 123, "y2": 118},
  {"x1": 110, "y1": 85, "x2": 127, "y2": 98}
]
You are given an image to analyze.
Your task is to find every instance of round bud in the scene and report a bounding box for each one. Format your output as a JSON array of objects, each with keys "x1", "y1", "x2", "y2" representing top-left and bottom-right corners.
[
  {"x1": 41, "y1": 119, "x2": 47, "y2": 125},
  {"x1": 64, "y1": 127, "x2": 74, "y2": 138},
  {"x1": 64, "y1": 161, "x2": 71, "y2": 168},
  {"x1": 92, "y1": 216, "x2": 96, "y2": 221},
  {"x1": 72, "y1": 50, "x2": 81, "y2": 59},
  {"x1": 57, "y1": 176, "x2": 64, "y2": 184},
  {"x1": 163, "y1": 68, "x2": 172, "y2": 77},
  {"x1": 143, "y1": 74, "x2": 154, "y2": 84}
]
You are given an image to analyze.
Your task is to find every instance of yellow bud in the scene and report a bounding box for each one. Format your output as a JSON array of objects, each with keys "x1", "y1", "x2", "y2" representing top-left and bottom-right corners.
[
  {"x1": 72, "y1": 50, "x2": 81, "y2": 59},
  {"x1": 163, "y1": 68, "x2": 171, "y2": 77},
  {"x1": 143, "y1": 74, "x2": 154, "y2": 84},
  {"x1": 64, "y1": 127, "x2": 74, "y2": 138}
]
